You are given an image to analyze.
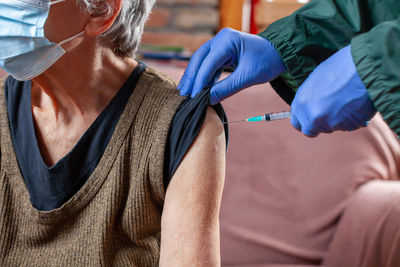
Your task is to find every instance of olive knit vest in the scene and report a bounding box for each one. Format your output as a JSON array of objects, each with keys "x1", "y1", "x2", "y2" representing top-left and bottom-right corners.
[{"x1": 0, "y1": 67, "x2": 184, "y2": 266}]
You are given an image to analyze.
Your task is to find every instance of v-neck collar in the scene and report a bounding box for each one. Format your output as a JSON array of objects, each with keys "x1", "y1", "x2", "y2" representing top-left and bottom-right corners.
[{"x1": 0, "y1": 63, "x2": 154, "y2": 223}]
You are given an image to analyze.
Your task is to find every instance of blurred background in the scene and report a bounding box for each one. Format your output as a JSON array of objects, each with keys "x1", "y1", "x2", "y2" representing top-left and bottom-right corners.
[
  {"x1": 138, "y1": 0, "x2": 308, "y2": 65},
  {"x1": 0, "y1": 0, "x2": 309, "y2": 75}
]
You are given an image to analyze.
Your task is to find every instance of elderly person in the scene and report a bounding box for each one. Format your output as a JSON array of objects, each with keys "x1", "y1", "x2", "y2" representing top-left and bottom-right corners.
[{"x1": 0, "y1": 0, "x2": 227, "y2": 266}]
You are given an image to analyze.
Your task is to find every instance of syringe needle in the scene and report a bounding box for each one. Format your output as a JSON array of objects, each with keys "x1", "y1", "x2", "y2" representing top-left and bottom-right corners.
[{"x1": 222, "y1": 119, "x2": 246, "y2": 125}]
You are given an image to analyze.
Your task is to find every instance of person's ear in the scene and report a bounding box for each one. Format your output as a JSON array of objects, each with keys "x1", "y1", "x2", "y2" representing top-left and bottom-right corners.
[{"x1": 84, "y1": 0, "x2": 122, "y2": 37}]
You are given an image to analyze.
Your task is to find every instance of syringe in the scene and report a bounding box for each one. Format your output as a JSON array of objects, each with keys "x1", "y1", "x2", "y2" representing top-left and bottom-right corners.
[{"x1": 224, "y1": 110, "x2": 291, "y2": 124}]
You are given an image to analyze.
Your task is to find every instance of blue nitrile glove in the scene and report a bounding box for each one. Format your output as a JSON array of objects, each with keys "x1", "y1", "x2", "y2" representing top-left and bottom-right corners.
[
  {"x1": 290, "y1": 45, "x2": 377, "y2": 137},
  {"x1": 178, "y1": 28, "x2": 286, "y2": 105}
]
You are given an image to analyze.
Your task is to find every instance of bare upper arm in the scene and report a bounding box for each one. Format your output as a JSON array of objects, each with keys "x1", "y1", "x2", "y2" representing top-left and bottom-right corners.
[{"x1": 159, "y1": 106, "x2": 226, "y2": 266}]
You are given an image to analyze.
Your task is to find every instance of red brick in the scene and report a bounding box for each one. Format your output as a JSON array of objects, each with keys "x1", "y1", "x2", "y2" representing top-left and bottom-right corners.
[
  {"x1": 146, "y1": 7, "x2": 171, "y2": 28},
  {"x1": 174, "y1": 7, "x2": 219, "y2": 30},
  {"x1": 141, "y1": 31, "x2": 212, "y2": 52}
]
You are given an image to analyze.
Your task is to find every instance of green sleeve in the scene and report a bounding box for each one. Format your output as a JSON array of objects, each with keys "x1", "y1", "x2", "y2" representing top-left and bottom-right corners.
[
  {"x1": 258, "y1": 0, "x2": 400, "y2": 102},
  {"x1": 352, "y1": 17, "x2": 400, "y2": 137}
]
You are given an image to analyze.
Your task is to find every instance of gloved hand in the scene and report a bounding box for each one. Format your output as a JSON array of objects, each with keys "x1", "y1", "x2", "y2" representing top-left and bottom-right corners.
[
  {"x1": 290, "y1": 45, "x2": 377, "y2": 137},
  {"x1": 178, "y1": 28, "x2": 286, "y2": 105}
]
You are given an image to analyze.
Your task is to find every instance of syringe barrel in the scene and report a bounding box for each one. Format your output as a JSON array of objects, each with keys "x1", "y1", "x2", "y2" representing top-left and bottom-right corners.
[{"x1": 265, "y1": 111, "x2": 291, "y2": 121}]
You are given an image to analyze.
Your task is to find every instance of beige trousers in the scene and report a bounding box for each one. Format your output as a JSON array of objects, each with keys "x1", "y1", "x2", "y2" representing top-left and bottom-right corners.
[{"x1": 322, "y1": 180, "x2": 400, "y2": 267}]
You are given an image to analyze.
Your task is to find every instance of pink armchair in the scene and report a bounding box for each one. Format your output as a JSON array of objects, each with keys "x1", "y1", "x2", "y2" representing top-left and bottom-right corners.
[{"x1": 219, "y1": 81, "x2": 400, "y2": 267}]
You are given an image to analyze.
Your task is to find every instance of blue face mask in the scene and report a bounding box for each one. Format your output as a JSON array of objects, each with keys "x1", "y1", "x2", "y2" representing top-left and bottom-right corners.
[{"x1": 0, "y1": 0, "x2": 84, "y2": 80}]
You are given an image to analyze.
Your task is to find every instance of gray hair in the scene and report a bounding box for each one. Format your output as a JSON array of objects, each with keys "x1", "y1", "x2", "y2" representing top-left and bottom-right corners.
[{"x1": 78, "y1": 0, "x2": 155, "y2": 57}]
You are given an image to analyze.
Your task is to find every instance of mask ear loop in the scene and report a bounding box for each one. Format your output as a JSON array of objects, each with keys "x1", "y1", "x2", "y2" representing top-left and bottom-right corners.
[
  {"x1": 49, "y1": 0, "x2": 82, "y2": 46},
  {"x1": 49, "y1": 0, "x2": 66, "y2": 6},
  {"x1": 59, "y1": 31, "x2": 84, "y2": 46}
]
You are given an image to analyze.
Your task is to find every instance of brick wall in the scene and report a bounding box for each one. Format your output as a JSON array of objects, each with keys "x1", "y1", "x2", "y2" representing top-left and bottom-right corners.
[
  {"x1": 254, "y1": 0, "x2": 308, "y2": 33},
  {"x1": 142, "y1": 0, "x2": 219, "y2": 52}
]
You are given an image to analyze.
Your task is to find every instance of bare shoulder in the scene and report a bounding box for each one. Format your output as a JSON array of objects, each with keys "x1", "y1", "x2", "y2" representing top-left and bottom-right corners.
[
  {"x1": 202, "y1": 106, "x2": 225, "y2": 141},
  {"x1": 193, "y1": 106, "x2": 226, "y2": 154},
  {"x1": 174, "y1": 106, "x2": 226, "y2": 185},
  {"x1": 160, "y1": 106, "x2": 226, "y2": 266},
  {"x1": 164, "y1": 106, "x2": 226, "y2": 200}
]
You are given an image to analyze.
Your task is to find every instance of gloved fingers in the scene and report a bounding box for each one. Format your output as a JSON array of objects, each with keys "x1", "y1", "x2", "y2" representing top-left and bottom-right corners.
[
  {"x1": 301, "y1": 119, "x2": 322, "y2": 137},
  {"x1": 300, "y1": 118, "x2": 321, "y2": 137},
  {"x1": 313, "y1": 117, "x2": 333, "y2": 133},
  {"x1": 331, "y1": 116, "x2": 359, "y2": 132},
  {"x1": 209, "y1": 69, "x2": 245, "y2": 105},
  {"x1": 290, "y1": 113, "x2": 301, "y2": 131},
  {"x1": 178, "y1": 41, "x2": 211, "y2": 96},
  {"x1": 359, "y1": 107, "x2": 377, "y2": 126},
  {"x1": 302, "y1": 128, "x2": 319, "y2": 138},
  {"x1": 190, "y1": 47, "x2": 232, "y2": 98},
  {"x1": 291, "y1": 115, "x2": 320, "y2": 137},
  {"x1": 291, "y1": 107, "x2": 322, "y2": 137},
  {"x1": 210, "y1": 69, "x2": 223, "y2": 88},
  {"x1": 357, "y1": 112, "x2": 375, "y2": 128},
  {"x1": 335, "y1": 110, "x2": 368, "y2": 131}
]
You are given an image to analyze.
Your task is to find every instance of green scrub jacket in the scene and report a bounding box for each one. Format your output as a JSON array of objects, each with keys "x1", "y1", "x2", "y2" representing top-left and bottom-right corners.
[{"x1": 259, "y1": 0, "x2": 400, "y2": 137}]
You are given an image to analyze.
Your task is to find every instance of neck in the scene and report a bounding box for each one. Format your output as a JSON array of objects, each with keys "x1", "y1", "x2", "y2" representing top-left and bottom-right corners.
[
  {"x1": 29, "y1": 40, "x2": 138, "y2": 166},
  {"x1": 31, "y1": 40, "x2": 138, "y2": 122}
]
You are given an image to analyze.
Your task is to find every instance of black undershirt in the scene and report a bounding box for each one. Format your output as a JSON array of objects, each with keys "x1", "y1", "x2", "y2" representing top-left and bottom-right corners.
[{"x1": 5, "y1": 63, "x2": 228, "y2": 211}]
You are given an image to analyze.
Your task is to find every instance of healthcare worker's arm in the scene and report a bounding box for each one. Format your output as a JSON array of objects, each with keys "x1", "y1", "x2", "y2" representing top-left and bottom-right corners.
[
  {"x1": 350, "y1": 18, "x2": 400, "y2": 137},
  {"x1": 260, "y1": 0, "x2": 400, "y2": 137},
  {"x1": 159, "y1": 107, "x2": 225, "y2": 266},
  {"x1": 180, "y1": 0, "x2": 400, "y2": 137},
  {"x1": 180, "y1": 0, "x2": 399, "y2": 104},
  {"x1": 260, "y1": 0, "x2": 400, "y2": 94}
]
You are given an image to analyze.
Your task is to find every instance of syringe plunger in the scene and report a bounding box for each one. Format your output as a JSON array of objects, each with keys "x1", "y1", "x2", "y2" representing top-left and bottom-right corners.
[{"x1": 265, "y1": 111, "x2": 291, "y2": 121}]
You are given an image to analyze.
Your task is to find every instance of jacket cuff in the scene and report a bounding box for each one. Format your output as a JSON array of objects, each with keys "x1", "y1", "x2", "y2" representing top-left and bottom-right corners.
[
  {"x1": 259, "y1": 21, "x2": 310, "y2": 90},
  {"x1": 351, "y1": 33, "x2": 400, "y2": 137},
  {"x1": 259, "y1": 22, "x2": 311, "y2": 105}
]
